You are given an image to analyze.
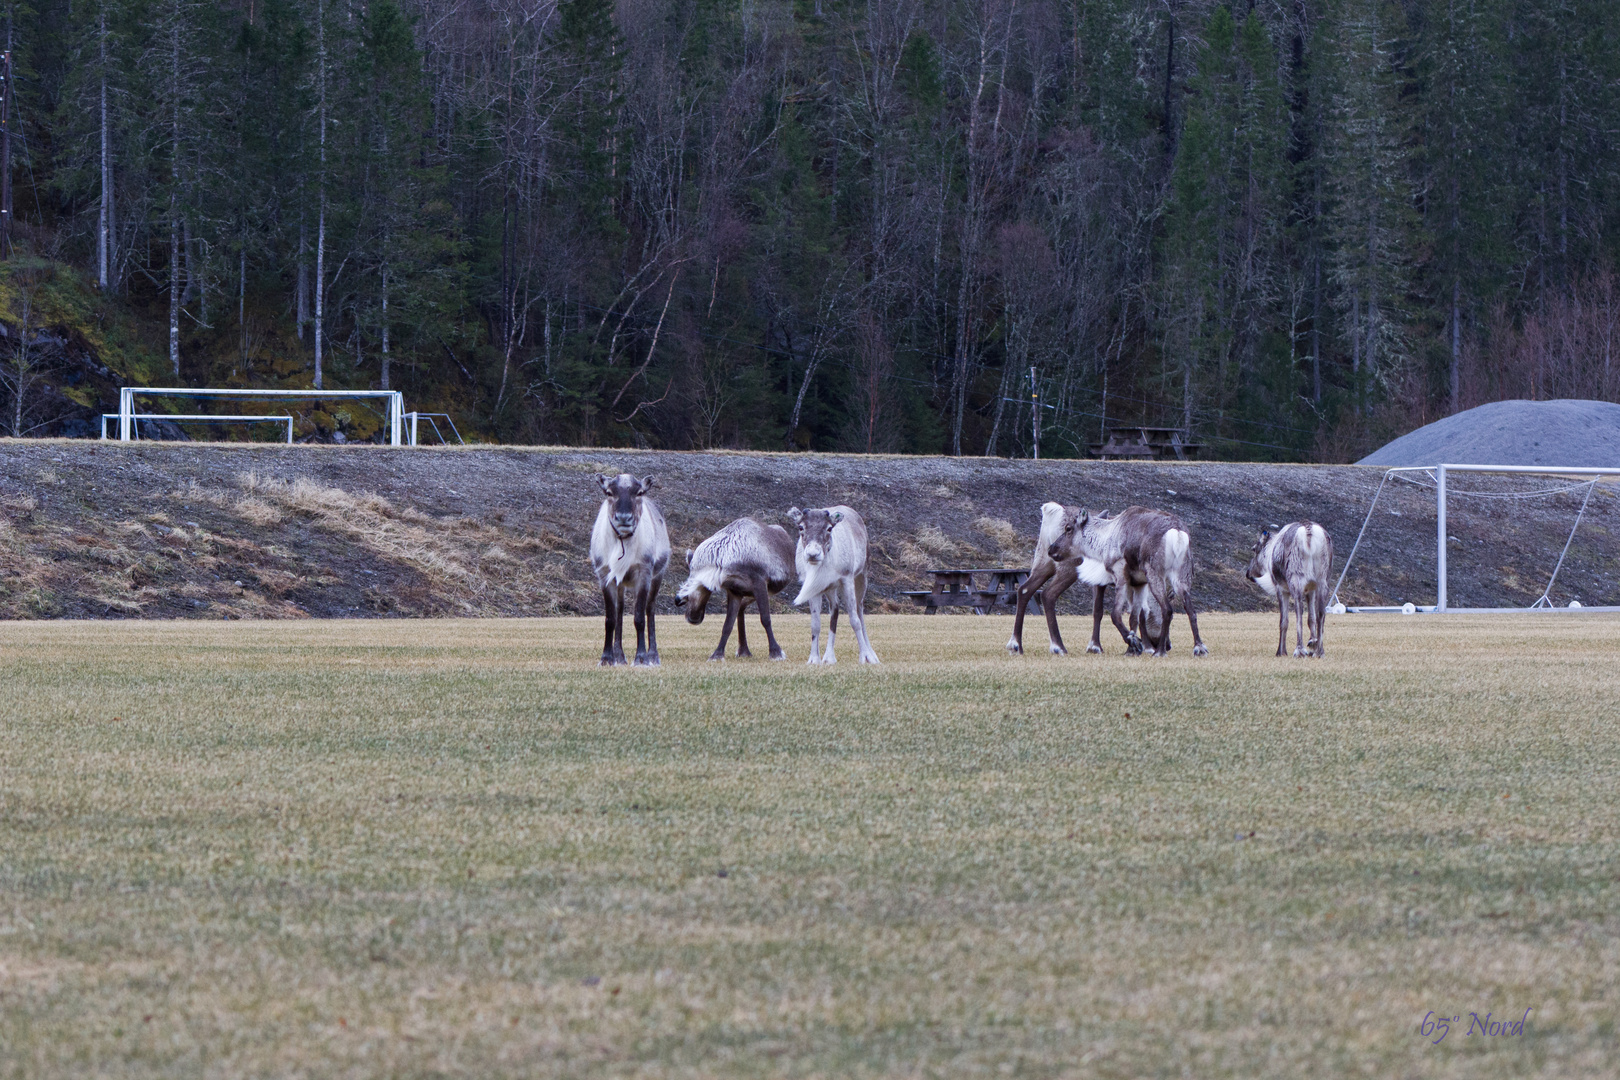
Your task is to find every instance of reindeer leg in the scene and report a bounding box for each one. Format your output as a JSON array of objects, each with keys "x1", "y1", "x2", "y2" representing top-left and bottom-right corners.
[
  {"x1": 612, "y1": 583, "x2": 628, "y2": 665},
  {"x1": 1313, "y1": 588, "x2": 1328, "y2": 657},
  {"x1": 1182, "y1": 587, "x2": 1209, "y2": 657},
  {"x1": 1042, "y1": 562, "x2": 1078, "y2": 655},
  {"x1": 1272, "y1": 594, "x2": 1286, "y2": 657},
  {"x1": 807, "y1": 593, "x2": 822, "y2": 665},
  {"x1": 755, "y1": 575, "x2": 786, "y2": 660},
  {"x1": 735, "y1": 594, "x2": 753, "y2": 658},
  {"x1": 825, "y1": 600, "x2": 840, "y2": 663},
  {"x1": 1293, "y1": 590, "x2": 1309, "y2": 658},
  {"x1": 635, "y1": 573, "x2": 654, "y2": 667},
  {"x1": 711, "y1": 591, "x2": 740, "y2": 661},
  {"x1": 1008, "y1": 563, "x2": 1054, "y2": 655},
  {"x1": 849, "y1": 572, "x2": 879, "y2": 664},
  {"x1": 1110, "y1": 577, "x2": 1142, "y2": 655},
  {"x1": 599, "y1": 583, "x2": 619, "y2": 666},
  {"x1": 632, "y1": 580, "x2": 653, "y2": 665},
  {"x1": 1088, "y1": 585, "x2": 1106, "y2": 653}
]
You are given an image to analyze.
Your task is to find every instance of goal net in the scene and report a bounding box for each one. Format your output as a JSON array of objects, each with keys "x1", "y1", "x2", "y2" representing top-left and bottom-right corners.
[{"x1": 1331, "y1": 464, "x2": 1620, "y2": 613}]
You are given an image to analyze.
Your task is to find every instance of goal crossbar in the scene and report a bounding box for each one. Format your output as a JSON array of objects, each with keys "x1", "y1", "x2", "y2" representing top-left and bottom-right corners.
[
  {"x1": 1334, "y1": 463, "x2": 1620, "y2": 613},
  {"x1": 116, "y1": 387, "x2": 405, "y2": 446}
]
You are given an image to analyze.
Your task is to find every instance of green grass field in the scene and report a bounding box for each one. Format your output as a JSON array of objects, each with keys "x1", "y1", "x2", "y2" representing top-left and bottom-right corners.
[{"x1": 1, "y1": 613, "x2": 1617, "y2": 1078}]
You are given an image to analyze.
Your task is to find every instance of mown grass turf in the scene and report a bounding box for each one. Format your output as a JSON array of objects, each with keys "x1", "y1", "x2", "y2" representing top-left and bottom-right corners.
[{"x1": 1, "y1": 613, "x2": 1617, "y2": 1078}]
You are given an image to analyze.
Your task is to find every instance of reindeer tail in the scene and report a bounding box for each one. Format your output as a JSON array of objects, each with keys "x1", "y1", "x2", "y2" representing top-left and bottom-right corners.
[{"x1": 1163, "y1": 528, "x2": 1192, "y2": 597}]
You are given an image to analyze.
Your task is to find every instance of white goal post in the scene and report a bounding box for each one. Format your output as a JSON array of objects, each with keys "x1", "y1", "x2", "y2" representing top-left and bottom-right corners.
[
  {"x1": 1333, "y1": 463, "x2": 1620, "y2": 613},
  {"x1": 116, "y1": 387, "x2": 405, "y2": 446}
]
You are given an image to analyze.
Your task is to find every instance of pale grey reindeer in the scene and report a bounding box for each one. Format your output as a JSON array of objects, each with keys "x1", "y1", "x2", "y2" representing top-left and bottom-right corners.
[
  {"x1": 789, "y1": 505, "x2": 880, "y2": 665},
  {"x1": 1246, "y1": 521, "x2": 1333, "y2": 657},
  {"x1": 589, "y1": 473, "x2": 671, "y2": 666},
  {"x1": 1048, "y1": 505, "x2": 1208, "y2": 657},
  {"x1": 673, "y1": 517, "x2": 797, "y2": 661}
]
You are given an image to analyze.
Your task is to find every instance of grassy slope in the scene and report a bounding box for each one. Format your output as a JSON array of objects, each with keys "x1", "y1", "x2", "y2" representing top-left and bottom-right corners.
[
  {"x1": 0, "y1": 614, "x2": 1616, "y2": 1077},
  {"x1": 2, "y1": 441, "x2": 1618, "y2": 620}
]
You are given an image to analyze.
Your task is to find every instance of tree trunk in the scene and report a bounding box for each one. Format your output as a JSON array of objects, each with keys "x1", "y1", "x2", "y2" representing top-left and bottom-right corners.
[
  {"x1": 98, "y1": 9, "x2": 110, "y2": 290},
  {"x1": 313, "y1": 0, "x2": 326, "y2": 390},
  {"x1": 296, "y1": 214, "x2": 308, "y2": 341},
  {"x1": 380, "y1": 263, "x2": 390, "y2": 391},
  {"x1": 168, "y1": 8, "x2": 181, "y2": 377}
]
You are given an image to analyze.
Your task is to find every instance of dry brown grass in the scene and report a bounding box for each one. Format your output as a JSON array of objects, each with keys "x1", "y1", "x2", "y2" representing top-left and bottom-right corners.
[{"x1": 0, "y1": 612, "x2": 1616, "y2": 1077}]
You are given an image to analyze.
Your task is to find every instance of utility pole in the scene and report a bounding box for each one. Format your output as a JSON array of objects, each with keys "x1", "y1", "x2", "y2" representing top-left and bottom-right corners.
[{"x1": 1030, "y1": 366, "x2": 1039, "y2": 461}]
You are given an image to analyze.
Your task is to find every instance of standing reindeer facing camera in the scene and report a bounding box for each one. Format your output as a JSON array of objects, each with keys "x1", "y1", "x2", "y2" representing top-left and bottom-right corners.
[
  {"x1": 589, "y1": 473, "x2": 670, "y2": 666},
  {"x1": 1246, "y1": 521, "x2": 1333, "y2": 657},
  {"x1": 789, "y1": 505, "x2": 880, "y2": 665}
]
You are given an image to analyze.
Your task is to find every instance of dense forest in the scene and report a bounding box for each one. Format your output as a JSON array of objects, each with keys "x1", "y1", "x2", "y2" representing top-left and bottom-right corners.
[{"x1": 0, "y1": 0, "x2": 1615, "y2": 457}]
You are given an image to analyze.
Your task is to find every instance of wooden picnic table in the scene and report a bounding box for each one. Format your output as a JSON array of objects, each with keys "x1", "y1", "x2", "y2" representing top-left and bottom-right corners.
[
  {"x1": 900, "y1": 568, "x2": 1040, "y2": 615},
  {"x1": 1090, "y1": 425, "x2": 1203, "y2": 461}
]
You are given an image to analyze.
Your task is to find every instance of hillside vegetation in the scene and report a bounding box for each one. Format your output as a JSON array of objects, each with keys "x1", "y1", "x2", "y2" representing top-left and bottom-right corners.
[
  {"x1": 2, "y1": 442, "x2": 1616, "y2": 620},
  {"x1": 2, "y1": 1, "x2": 1618, "y2": 455}
]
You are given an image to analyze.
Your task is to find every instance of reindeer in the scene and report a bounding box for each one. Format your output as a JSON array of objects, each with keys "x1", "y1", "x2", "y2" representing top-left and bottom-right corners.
[
  {"x1": 673, "y1": 517, "x2": 797, "y2": 661},
  {"x1": 788, "y1": 505, "x2": 880, "y2": 664},
  {"x1": 1048, "y1": 506, "x2": 1209, "y2": 657},
  {"x1": 1246, "y1": 521, "x2": 1333, "y2": 658},
  {"x1": 1007, "y1": 502, "x2": 1112, "y2": 656},
  {"x1": 589, "y1": 473, "x2": 671, "y2": 666}
]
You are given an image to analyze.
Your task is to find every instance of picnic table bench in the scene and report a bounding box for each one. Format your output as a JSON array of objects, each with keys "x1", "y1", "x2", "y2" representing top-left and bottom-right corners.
[
  {"x1": 1090, "y1": 425, "x2": 1202, "y2": 461},
  {"x1": 900, "y1": 568, "x2": 1041, "y2": 615}
]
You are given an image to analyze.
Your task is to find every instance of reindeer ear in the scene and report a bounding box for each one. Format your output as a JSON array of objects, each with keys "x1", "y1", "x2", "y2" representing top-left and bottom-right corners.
[
  {"x1": 788, "y1": 507, "x2": 804, "y2": 525},
  {"x1": 685, "y1": 548, "x2": 695, "y2": 563},
  {"x1": 596, "y1": 474, "x2": 615, "y2": 496},
  {"x1": 1078, "y1": 510, "x2": 1089, "y2": 529},
  {"x1": 1261, "y1": 529, "x2": 1272, "y2": 543},
  {"x1": 830, "y1": 510, "x2": 844, "y2": 525},
  {"x1": 639, "y1": 475, "x2": 656, "y2": 493}
]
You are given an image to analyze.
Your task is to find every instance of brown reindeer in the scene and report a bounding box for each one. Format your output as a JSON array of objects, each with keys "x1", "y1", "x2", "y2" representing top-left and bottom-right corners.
[
  {"x1": 1246, "y1": 521, "x2": 1333, "y2": 657},
  {"x1": 1048, "y1": 506, "x2": 1208, "y2": 657},
  {"x1": 1007, "y1": 502, "x2": 1112, "y2": 655},
  {"x1": 673, "y1": 517, "x2": 797, "y2": 660},
  {"x1": 589, "y1": 474, "x2": 671, "y2": 666}
]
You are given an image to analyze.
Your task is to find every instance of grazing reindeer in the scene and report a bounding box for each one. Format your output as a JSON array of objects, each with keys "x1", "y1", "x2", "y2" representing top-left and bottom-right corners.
[
  {"x1": 589, "y1": 473, "x2": 671, "y2": 666},
  {"x1": 1048, "y1": 506, "x2": 1209, "y2": 657},
  {"x1": 1246, "y1": 521, "x2": 1333, "y2": 657},
  {"x1": 673, "y1": 518, "x2": 797, "y2": 661},
  {"x1": 789, "y1": 505, "x2": 880, "y2": 664},
  {"x1": 1007, "y1": 502, "x2": 1113, "y2": 656}
]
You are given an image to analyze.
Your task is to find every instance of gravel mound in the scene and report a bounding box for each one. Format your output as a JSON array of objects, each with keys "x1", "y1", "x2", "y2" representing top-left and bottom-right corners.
[{"x1": 1360, "y1": 399, "x2": 1620, "y2": 467}]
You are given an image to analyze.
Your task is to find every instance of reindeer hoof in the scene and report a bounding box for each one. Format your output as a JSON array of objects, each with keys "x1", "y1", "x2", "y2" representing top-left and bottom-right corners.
[
  {"x1": 1006, "y1": 638, "x2": 1022, "y2": 655},
  {"x1": 707, "y1": 651, "x2": 726, "y2": 662},
  {"x1": 736, "y1": 649, "x2": 752, "y2": 659},
  {"x1": 1193, "y1": 643, "x2": 1209, "y2": 657},
  {"x1": 769, "y1": 648, "x2": 787, "y2": 661},
  {"x1": 1086, "y1": 643, "x2": 1103, "y2": 655},
  {"x1": 1049, "y1": 644, "x2": 1066, "y2": 656}
]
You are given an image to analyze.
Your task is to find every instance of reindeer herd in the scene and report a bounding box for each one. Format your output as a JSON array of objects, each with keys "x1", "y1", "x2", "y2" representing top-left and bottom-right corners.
[{"x1": 589, "y1": 471, "x2": 1333, "y2": 667}]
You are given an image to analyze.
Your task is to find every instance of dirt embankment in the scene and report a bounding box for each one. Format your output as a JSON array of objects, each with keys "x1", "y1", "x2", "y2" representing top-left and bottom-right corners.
[{"x1": 1, "y1": 441, "x2": 1616, "y2": 619}]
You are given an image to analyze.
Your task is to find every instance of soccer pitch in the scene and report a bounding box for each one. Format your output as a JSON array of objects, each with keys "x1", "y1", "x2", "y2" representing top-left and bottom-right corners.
[{"x1": 1, "y1": 613, "x2": 1616, "y2": 1077}]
